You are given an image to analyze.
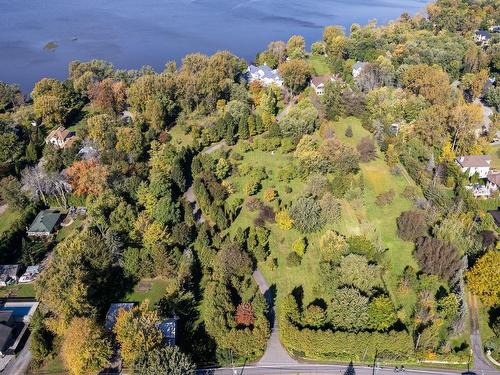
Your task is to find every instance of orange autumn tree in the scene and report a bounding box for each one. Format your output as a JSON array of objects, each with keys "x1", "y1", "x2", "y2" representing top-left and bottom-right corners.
[
  {"x1": 235, "y1": 302, "x2": 255, "y2": 327},
  {"x1": 67, "y1": 160, "x2": 109, "y2": 196}
]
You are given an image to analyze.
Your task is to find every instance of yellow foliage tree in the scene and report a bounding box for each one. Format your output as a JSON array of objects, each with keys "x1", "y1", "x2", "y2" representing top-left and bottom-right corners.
[
  {"x1": 275, "y1": 211, "x2": 293, "y2": 230},
  {"x1": 466, "y1": 250, "x2": 500, "y2": 307},
  {"x1": 61, "y1": 317, "x2": 112, "y2": 375},
  {"x1": 113, "y1": 300, "x2": 164, "y2": 365}
]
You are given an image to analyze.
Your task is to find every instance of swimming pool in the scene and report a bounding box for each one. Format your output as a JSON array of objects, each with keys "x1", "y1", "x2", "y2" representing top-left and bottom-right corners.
[{"x1": 0, "y1": 306, "x2": 32, "y2": 318}]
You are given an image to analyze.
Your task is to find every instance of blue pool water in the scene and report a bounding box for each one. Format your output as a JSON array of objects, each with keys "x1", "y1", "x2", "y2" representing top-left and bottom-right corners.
[{"x1": 0, "y1": 306, "x2": 31, "y2": 317}]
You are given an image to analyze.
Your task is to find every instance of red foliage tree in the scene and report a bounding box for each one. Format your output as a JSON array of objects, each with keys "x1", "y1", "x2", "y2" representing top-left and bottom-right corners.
[{"x1": 235, "y1": 302, "x2": 255, "y2": 327}]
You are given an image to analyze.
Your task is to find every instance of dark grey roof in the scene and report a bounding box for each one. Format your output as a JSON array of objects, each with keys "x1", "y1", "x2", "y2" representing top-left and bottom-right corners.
[
  {"x1": 0, "y1": 324, "x2": 13, "y2": 352},
  {"x1": 0, "y1": 311, "x2": 13, "y2": 324},
  {"x1": 488, "y1": 210, "x2": 500, "y2": 227},
  {"x1": 158, "y1": 318, "x2": 176, "y2": 346},
  {"x1": 476, "y1": 30, "x2": 492, "y2": 39},
  {"x1": 27, "y1": 210, "x2": 61, "y2": 234},
  {"x1": 105, "y1": 303, "x2": 134, "y2": 330},
  {"x1": 0, "y1": 265, "x2": 20, "y2": 281}
]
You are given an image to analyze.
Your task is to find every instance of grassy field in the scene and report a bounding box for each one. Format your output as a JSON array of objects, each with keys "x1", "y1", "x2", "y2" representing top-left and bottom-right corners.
[
  {"x1": 0, "y1": 208, "x2": 20, "y2": 234},
  {"x1": 169, "y1": 124, "x2": 194, "y2": 148},
  {"x1": 487, "y1": 144, "x2": 500, "y2": 169},
  {"x1": 0, "y1": 283, "x2": 35, "y2": 298},
  {"x1": 125, "y1": 278, "x2": 170, "y2": 306},
  {"x1": 224, "y1": 117, "x2": 419, "y2": 312},
  {"x1": 478, "y1": 300, "x2": 500, "y2": 362},
  {"x1": 307, "y1": 55, "x2": 331, "y2": 76},
  {"x1": 55, "y1": 216, "x2": 84, "y2": 242},
  {"x1": 331, "y1": 117, "x2": 419, "y2": 313}
]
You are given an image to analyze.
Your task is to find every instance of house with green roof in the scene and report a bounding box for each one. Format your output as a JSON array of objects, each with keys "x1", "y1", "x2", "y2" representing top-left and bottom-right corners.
[{"x1": 27, "y1": 210, "x2": 62, "y2": 237}]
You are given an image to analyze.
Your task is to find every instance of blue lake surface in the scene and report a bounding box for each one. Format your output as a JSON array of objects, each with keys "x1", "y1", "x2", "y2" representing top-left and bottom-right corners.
[{"x1": 0, "y1": 0, "x2": 428, "y2": 91}]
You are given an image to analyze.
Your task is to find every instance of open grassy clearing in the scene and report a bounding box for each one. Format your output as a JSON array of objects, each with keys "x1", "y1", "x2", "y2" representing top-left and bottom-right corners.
[
  {"x1": 0, "y1": 283, "x2": 35, "y2": 298},
  {"x1": 307, "y1": 55, "x2": 331, "y2": 76},
  {"x1": 0, "y1": 207, "x2": 20, "y2": 234},
  {"x1": 125, "y1": 278, "x2": 170, "y2": 306},
  {"x1": 168, "y1": 124, "x2": 193, "y2": 148},
  {"x1": 487, "y1": 144, "x2": 500, "y2": 170},
  {"x1": 332, "y1": 117, "x2": 419, "y2": 313}
]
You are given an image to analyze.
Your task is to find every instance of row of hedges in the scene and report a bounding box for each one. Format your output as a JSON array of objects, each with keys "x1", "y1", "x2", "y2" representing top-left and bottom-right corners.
[{"x1": 279, "y1": 315, "x2": 414, "y2": 361}]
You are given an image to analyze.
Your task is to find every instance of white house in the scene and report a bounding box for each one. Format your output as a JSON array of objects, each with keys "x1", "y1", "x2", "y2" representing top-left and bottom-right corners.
[
  {"x1": 456, "y1": 155, "x2": 491, "y2": 179},
  {"x1": 352, "y1": 61, "x2": 368, "y2": 78},
  {"x1": 45, "y1": 126, "x2": 76, "y2": 149},
  {"x1": 245, "y1": 64, "x2": 283, "y2": 87},
  {"x1": 19, "y1": 265, "x2": 41, "y2": 283},
  {"x1": 310, "y1": 75, "x2": 335, "y2": 96},
  {"x1": 474, "y1": 30, "x2": 492, "y2": 47}
]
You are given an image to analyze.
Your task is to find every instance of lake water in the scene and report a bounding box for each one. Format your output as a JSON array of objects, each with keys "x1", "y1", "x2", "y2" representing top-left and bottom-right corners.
[{"x1": 0, "y1": 0, "x2": 427, "y2": 91}]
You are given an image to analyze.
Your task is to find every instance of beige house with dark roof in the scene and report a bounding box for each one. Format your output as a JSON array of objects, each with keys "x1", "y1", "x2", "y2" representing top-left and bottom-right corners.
[
  {"x1": 310, "y1": 75, "x2": 334, "y2": 96},
  {"x1": 45, "y1": 126, "x2": 75, "y2": 148}
]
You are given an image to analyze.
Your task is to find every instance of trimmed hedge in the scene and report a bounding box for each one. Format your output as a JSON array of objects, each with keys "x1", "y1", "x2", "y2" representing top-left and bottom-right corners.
[{"x1": 280, "y1": 316, "x2": 414, "y2": 361}]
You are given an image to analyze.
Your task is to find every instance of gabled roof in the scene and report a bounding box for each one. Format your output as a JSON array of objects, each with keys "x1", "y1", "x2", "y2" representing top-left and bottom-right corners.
[
  {"x1": 487, "y1": 172, "x2": 500, "y2": 186},
  {"x1": 105, "y1": 303, "x2": 134, "y2": 330},
  {"x1": 46, "y1": 126, "x2": 74, "y2": 142},
  {"x1": 488, "y1": 210, "x2": 500, "y2": 227},
  {"x1": 311, "y1": 75, "x2": 333, "y2": 87},
  {"x1": 352, "y1": 61, "x2": 368, "y2": 71},
  {"x1": 27, "y1": 210, "x2": 61, "y2": 234},
  {"x1": 456, "y1": 155, "x2": 491, "y2": 168},
  {"x1": 247, "y1": 64, "x2": 281, "y2": 81},
  {"x1": 475, "y1": 30, "x2": 491, "y2": 39}
]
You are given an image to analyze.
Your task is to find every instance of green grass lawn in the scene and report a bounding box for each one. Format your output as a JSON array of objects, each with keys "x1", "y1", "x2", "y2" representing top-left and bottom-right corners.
[
  {"x1": 125, "y1": 278, "x2": 170, "y2": 306},
  {"x1": 0, "y1": 208, "x2": 20, "y2": 234},
  {"x1": 0, "y1": 283, "x2": 35, "y2": 298},
  {"x1": 487, "y1": 144, "x2": 500, "y2": 169},
  {"x1": 226, "y1": 118, "x2": 419, "y2": 312},
  {"x1": 332, "y1": 117, "x2": 419, "y2": 314},
  {"x1": 307, "y1": 55, "x2": 331, "y2": 76},
  {"x1": 30, "y1": 355, "x2": 65, "y2": 375},
  {"x1": 478, "y1": 300, "x2": 500, "y2": 362},
  {"x1": 169, "y1": 124, "x2": 194, "y2": 148},
  {"x1": 55, "y1": 216, "x2": 84, "y2": 242}
]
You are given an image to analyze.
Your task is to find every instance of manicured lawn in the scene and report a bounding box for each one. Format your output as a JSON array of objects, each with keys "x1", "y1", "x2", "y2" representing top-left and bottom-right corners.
[
  {"x1": 55, "y1": 216, "x2": 83, "y2": 242},
  {"x1": 0, "y1": 283, "x2": 36, "y2": 298},
  {"x1": 307, "y1": 55, "x2": 331, "y2": 75},
  {"x1": 0, "y1": 208, "x2": 21, "y2": 234},
  {"x1": 30, "y1": 355, "x2": 65, "y2": 374},
  {"x1": 332, "y1": 117, "x2": 419, "y2": 314},
  {"x1": 169, "y1": 124, "x2": 194, "y2": 148},
  {"x1": 478, "y1": 299, "x2": 500, "y2": 362},
  {"x1": 125, "y1": 278, "x2": 169, "y2": 306}
]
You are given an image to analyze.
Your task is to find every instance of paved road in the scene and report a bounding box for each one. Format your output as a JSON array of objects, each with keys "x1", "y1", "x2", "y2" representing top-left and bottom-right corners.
[
  {"x1": 196, "y1": 362, "x2": 498, "y2": 375},
  {"x1": 469, "y1": 294, "x2": 497, "y2": 373}
]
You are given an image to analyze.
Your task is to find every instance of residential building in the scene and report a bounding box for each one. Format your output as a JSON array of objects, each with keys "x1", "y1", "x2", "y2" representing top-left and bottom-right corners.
[
  {"x1": 352, "y1": 61, "x2": 368, "y2": 78},
  {"x1": 27, "y1": 210, "x2": 62, "y2": 237},
  {"x1": 45, "y1": 126, "x2": 76, "y2": 148},
  {"x1": 0, "y1": 265, "x2": 21, "y2": 287},
  {"x1": 456, "y1": 155, "x2": 491, "y2": 178},
  {"x1": 245, "y1": 64, "x2": 283, "y2": 86},
  {"x1": 158, "y1": 318, "x2": 176, "y2": 346},
  {"x1": 19, "y1": 265, "x2": 41, "y2": 283},
  {"x1": 486, "y1": 172, "x2": 500, "y2": 194},
  {"x1": 105, "y1": 303, "x2": 134, "y2": 331},
  {"x1": 474, "y1": 30, "x2": 491, "y2": 47},
  {"x1": 310, "y1": 75, "x2": 334, "y2": 96},
  {"x1": 488, "y1": 25, "x2": 500, "y2": 33}
]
